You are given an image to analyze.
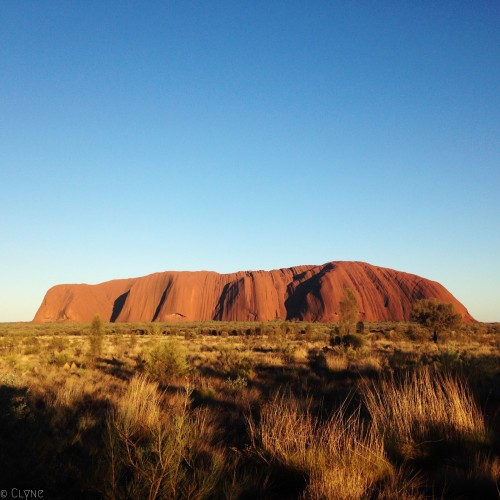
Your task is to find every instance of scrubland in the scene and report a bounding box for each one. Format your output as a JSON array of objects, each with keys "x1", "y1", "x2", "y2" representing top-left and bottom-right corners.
[{"x1": 0, "y1": 320, "x2": 498, "y2": 499}]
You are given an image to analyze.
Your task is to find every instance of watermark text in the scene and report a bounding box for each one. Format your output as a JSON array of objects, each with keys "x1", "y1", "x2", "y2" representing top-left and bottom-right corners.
[{"x1": 0, "y1": 489, "x2": 44, "y2": 499}]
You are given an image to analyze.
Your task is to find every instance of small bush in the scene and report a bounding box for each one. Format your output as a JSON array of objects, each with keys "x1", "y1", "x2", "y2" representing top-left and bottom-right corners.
[
  {"x1": 107, "y1": 375, "x2": 223, "y2": 499},
  {"x1": 388, "y1": 349, "x2": 422, "y2": 370},
  {"x1": 342, "y1": 334, "x2": 366, "y2": 350},
  {"x1": 23, "y1": 335, "x2": 41, "y2": 355},
  {"x1": 48, "y1": 336, "x2": 69, "y2": 352},
  {"x1": 88, "y1": 315, "x2": 104, "y2": 361},
  {"x1": 329, "y1": 334, "x2": 342, "y2": 346},
  {"x1": 50, "y1": 351, "x2": 73, "y2": 367},
  {"x1": 128, "y1": 334, "x2": 138, "y2": 351},
  {"x1": 339, "y1": 288, "x2": 359, "y2": 335},
  {"x1": 280, "y1": 341, "x2": 296, "y2": 364},
  {"x1": 307, "y1": 349, "x2": 328, "y2": 372},
  {"x1": 225, "y1": 376, "x2": 248, "y2": 395},
  {"x1": 407, "y1": 323, "x2": 431, "y2": 341},
  {"x1": 90, "y1": 315, "x2": 104, "y2": 335},
  {"x1": 148, "y1": 322, "x2": 161, "y2": 335},
  {"x1": 216, "y1": 346, "x2": 254, "y2": 379},
  {"x1": 184, "y1": 330, "x2": 196, "y2": 340},
  {"x1": 142, "y1": 340, "x2": 189, "y2": 385},
  {"x1": 435, "y1": 347, "x2": 462, "y2": 370}
]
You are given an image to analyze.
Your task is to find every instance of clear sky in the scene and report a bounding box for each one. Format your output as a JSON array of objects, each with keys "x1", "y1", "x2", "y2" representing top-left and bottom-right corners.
[{"x1": 1, "y1": 1, "x2": 499, "y2": 322}]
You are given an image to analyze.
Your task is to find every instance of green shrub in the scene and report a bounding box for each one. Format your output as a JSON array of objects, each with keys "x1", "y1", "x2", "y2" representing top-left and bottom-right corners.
[
  {"x1": 48, "y1": 336, "x2": 69, "y2": 352},
  {"x1": 411, "y1": 298, "x2": 462, "y2": 342},
  {"x1": 434, "y1": 347, "x2": 462, "y2": 370},
  {"x1": 341, "y1": 334, "x2": 366, "y2": 350},
  {"x1": 143, "y1": 340, "x2": 189, "y2": 385},
  {"x1": 339, "y1": 288, "x2": 359, "y2": 334},
  {"x1": 90, "y1": 315, "x2": 104, "y2": 335},
  {"x1": 307, "y1": 348, "x2": 328, "y2": 371},
  {"x1": 329, "y1": 334, "x2": 342, "y2": 347},
  {"x1": 407, "y1": 323, "x2": 430, "y2": 341},
  {"x1": 184, "y1": 330, "x2": 196, "y2": 340},
  {"x1": 148, "y1": 322, "x2": 161, "y2": 335},
  {"x1": 88, "y1": 315, "x2": 104, "y2": 361},
  {"x1": 280, "y1": 341, "x2": 296, "y2": 364},
  {"x1": 128, "y1": 333, "x2": 138, "y2": 351},
  {"x1": 388, "y1": 349, "x2": 422, "y2": 370},
  {"x1": 51, "y1": 351, "x2": 72, "y2": 367},
  {"x1": 23, "y1": 335, "x2": 41, "y2": 355},
  {"x1": 225, "y1": 375, "x2": 248, "y2": 395},
  {"x1": 217, "y1": 346, "x2": 254, "y2": 379},
  {"x1": 107, "y1": 375, "x2": 223, "y2": 499}
]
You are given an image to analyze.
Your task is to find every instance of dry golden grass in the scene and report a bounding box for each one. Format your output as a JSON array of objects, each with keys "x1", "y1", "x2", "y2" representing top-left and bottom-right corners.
[
  {"x1": 107, "y1": 374, "x2": 224, "y2": 499},
  {"x1": 469, "y1": 453, "x2": 500, "y2": 488},
  {"x1": 259, "y1": 352, "x2": 285, "y2": 367},
  {"x1": 53, "y1": 376, "x2": 90, "y2": 407},
  {"x1": 255, "y1": 393, "x2": 393, "y2": 499},
  {"x1": 116, "y1": 374, "x2": 164, "y2": 433},
  {"x1": 293, "y1": 344, "x2": 309, "y2": 363},
  {"x1": 349, "y1": 354, "x2": 384, "y2": 372},
  {"x1": 325, "y1": 351, "x2": 349, "y2": 371},
  {"x1": 363, "y1": 366, "x2": 489, "y2": 461},
  {"x1": 0, "y1": 321, "x2": 498, "y2": 498}
]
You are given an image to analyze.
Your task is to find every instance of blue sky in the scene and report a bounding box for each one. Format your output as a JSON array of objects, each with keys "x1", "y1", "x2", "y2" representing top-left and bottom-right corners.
[{"x1": 1, "y1": 1, "x2": 499, "y2": 322}]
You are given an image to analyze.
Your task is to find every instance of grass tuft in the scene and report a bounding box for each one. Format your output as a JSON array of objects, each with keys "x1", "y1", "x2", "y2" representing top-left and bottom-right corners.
[{"x1": 363, "y1": 366, "x2": 489, "y2": 462}]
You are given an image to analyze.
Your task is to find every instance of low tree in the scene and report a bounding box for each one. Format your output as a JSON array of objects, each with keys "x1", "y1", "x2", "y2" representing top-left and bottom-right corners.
[
  {"x1": 339, "y1": 288, "x2": 359, "y2": 335},
  {"x1": 410, "y1": 299, "x2": 462, "y2": 343}
]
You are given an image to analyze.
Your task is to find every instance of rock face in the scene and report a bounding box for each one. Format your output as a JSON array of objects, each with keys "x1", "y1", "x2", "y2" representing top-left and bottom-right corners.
[{"x1": 33, "y1": 261, "x2": 474, "y2": 323}]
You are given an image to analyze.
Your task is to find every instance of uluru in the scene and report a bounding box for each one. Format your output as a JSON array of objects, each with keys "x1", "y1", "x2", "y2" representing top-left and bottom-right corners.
[{"x1": 33, "y1": 261, "x2": 474, "y2": 323}]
